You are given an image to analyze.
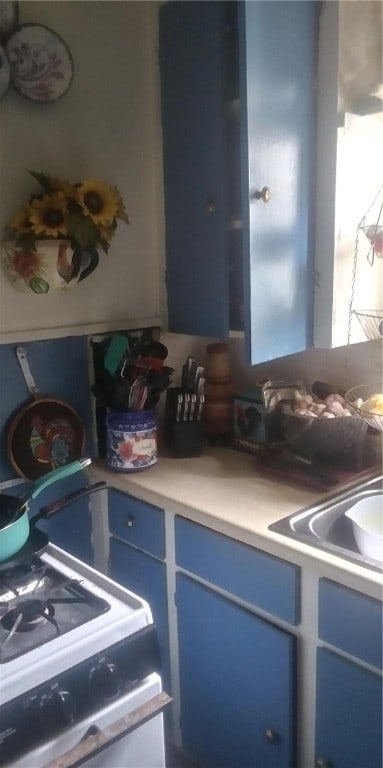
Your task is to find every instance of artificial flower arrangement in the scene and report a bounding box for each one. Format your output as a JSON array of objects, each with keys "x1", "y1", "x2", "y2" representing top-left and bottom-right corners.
[{"x1": 2, "y1": 171, "x2": 129, "y2": 292}]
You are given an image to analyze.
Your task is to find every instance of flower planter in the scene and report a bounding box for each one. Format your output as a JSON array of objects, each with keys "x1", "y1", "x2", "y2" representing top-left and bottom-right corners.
[{"x1": 2, "y1": 239, "x2": 99, "y2": 294}]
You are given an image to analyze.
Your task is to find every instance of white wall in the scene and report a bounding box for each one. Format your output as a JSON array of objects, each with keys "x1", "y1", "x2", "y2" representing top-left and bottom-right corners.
[
  {"x1": 161, "y1": 332, "x2": 382, "y2": 397},
  {"x1": 1, "y1": 1, "x2": 381, "y2": 397},
  {"x1": 0, "y1": 1, "x2": 166, "y2": 337}
]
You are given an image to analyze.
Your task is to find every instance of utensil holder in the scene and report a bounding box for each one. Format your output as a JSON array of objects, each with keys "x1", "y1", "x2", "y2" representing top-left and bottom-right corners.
[
  {"x1": 106, "y1": 409, "x2": 158, "y2": 472},
  {"x1": 165, "y1": 388, "x2": 203, "y2": 458}
]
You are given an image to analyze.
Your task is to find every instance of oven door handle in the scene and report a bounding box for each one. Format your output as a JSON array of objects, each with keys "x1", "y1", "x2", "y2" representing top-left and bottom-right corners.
[{"x1": 43, "y1": 691, "x2": 172, "y2": 768}]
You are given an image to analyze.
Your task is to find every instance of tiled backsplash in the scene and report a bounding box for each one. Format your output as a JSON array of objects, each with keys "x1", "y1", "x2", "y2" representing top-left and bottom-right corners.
[{"x1": 161, "y1": 332, "x2": 382, "y2": 394}]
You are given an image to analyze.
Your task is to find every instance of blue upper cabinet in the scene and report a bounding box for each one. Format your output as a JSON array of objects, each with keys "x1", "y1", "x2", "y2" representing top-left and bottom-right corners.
[
  {"x1": 159, "y1": 1, "x2": 317, "y2": 364},
  {"x1": 159, "y1": 1, "x2": 230, "y2": 340},
  {"x1": 239, "y1": 1, "x2": 317, "y2": 363}
]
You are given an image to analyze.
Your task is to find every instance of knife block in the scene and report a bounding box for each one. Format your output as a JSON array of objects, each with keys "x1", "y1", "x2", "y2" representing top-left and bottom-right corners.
[{"x1": 164, "y1": 387, "x2": 203, "y2": 458}]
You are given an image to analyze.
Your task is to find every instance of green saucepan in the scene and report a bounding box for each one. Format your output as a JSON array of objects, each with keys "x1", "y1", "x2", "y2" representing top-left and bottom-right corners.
[{"x1": 0, "y1": 458, "x2": 92, "y2": 562}]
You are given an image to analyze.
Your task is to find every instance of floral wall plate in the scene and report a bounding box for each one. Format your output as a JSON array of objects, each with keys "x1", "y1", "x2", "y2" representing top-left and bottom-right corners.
[{"x1": 5, "y1": 23, "x2": 74, "y2": 102}]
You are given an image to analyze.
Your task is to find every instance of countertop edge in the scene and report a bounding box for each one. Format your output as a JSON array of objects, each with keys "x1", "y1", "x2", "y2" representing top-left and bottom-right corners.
[{"x1": 89, "y1": 449, "x2": 383, "y2": 597}]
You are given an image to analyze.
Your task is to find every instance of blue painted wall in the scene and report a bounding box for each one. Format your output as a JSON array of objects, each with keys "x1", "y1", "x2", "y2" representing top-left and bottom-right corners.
[{"x1": 0, "y1": 336, "x2": 95, "y2": 483}]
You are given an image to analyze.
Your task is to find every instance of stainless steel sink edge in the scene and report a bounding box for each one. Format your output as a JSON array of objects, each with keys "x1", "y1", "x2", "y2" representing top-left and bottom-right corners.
[{"x1": 269, "y1": 474, "x2": 383, "y2": 573}]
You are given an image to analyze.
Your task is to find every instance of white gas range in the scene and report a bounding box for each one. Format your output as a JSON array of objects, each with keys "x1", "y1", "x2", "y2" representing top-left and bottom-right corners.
[{"x1": 0, "y1": 543, "x2": 168, "y2": 767}]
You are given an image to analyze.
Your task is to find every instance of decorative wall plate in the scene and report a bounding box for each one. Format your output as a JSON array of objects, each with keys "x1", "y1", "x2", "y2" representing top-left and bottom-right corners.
[
  {"x1": 0, "y1": 1, "x2": 18, "y2": 44},
  {"x1": 0, "y1": 44, "x2": 10, "y2": 98},
  {"x1": 5, "y1": 23, "x2": 74, "y2": 102}
]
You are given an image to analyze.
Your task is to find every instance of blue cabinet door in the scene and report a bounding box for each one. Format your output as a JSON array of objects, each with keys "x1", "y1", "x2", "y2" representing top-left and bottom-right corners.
[
  {"x1": 109, "y1": 537, "x2": 170, "y2": 694},
  {"x1": 159, "y1": 1, "x2": 317, "y2": 364},
  {"x1": 316, "y1": 648, "x2": 383, "y2": 768},
  {"x1": 239, "y1": 1, "x2": 316, "y2": 363},
  {"x1": 176, "y1": 573, "x2": 296, "y2": 768},
  {"x1": 159, "y1": 1, "x2": 230, "y2": 339}
]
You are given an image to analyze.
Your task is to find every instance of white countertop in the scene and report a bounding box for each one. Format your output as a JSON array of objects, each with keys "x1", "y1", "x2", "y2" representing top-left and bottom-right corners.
[{"x1": 90, "y1": 448, "x2": 383, "y2": 598}]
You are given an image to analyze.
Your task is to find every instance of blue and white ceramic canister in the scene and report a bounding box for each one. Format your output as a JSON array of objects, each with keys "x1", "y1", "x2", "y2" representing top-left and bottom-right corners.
[{"x1": 106, "y1": 409, "x2": 158, "y2": 472}]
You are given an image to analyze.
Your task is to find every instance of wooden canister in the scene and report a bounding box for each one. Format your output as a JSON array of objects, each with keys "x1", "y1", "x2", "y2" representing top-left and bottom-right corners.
[
  {"x1": 205, "y1": 342, "x2": 232, "y2": 382},
  {"x1": 204, "y1": 343, "x2": 234, "y2": 441}
]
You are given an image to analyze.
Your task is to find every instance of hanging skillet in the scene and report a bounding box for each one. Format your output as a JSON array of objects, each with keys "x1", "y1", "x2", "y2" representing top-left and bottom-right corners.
[{"x1": 7, "y1": 346, "x2": 85, "y2": 481}]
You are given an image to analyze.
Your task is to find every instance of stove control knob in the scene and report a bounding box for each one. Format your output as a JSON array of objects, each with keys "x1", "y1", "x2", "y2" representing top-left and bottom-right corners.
[
  {"x1": 39, "y1": 689, "x2": 75, "y2": 730},
  {"x1": 89, "y1": 661, "x2": 120, "y2": 700}
]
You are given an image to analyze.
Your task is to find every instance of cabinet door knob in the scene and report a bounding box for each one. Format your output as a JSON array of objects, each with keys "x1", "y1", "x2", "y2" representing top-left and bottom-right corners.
[
  {"x1": 205, "y1": 199, "x2": 216, "y2": 214},
  {"x1": 315, "y1": 759, "x2": 331, "y2": 768},
  {"x1": 126, "y1": 515, "x2": 135, "y2": 528},
  {"x1": 251, "y1": 186, "x2": 271, "y2": 203},
  {"x1": 264, "y1": 728, "x2": 279, "y2": 743}
]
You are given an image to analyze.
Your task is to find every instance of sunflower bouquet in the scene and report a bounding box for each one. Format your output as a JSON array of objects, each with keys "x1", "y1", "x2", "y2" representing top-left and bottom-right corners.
[
  {"x1": 2, "y1": 171, "x2": 129, "y2": 292},
  {"x1": 6, "y1": 171, "x2": 129, "y2": 253}
]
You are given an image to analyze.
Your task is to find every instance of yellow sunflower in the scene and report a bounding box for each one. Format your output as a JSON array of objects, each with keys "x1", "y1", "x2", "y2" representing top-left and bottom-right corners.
[
  {"x1": 76, "y1": 180, "x2": 119, "y2": 226},
  {"x1": 9, "y1": 205, "x2": 33, "y2": 236},
  {"x1": 99, "y1": 222, "x2": 116, "y2": 240},
  {"x1": 47, "y1": 176, "x2": 76, "y2": 202},
  {"x1": 29, "y1": 193, "x2": 68, "y2": 238}
]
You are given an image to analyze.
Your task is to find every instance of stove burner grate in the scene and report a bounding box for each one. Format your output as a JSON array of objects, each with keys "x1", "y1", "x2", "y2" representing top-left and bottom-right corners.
[
  {"x1": 1, "y1": 599, "x2": 56, "y2": 633},
  {"x1": 0, "y1": 558, "x2": 110, "y2": 663}
]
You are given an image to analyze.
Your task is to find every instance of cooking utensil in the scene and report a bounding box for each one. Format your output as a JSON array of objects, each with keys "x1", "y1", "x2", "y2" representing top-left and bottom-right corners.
[
  {"x1": 0, "y1": 458, "x2": 91, "y2": 562},
  {"x1": 128, "y1": 377, "x2": 148, "y2": 410},
  {"x1": 139, "y1": 341, "x2": 168, "y2": 360},
  {"x1": 7, "y1": 346, "x2": 85, "y2": 480},
  {"x1": 104, "y1": 334, "x2": 131, "y2": 376},
  {"x1": 345, "y1": 491, "x2": 383, "y2": 560},
  {"x1": 0, "y1": 480, "x2": 106, "y2": 570}
]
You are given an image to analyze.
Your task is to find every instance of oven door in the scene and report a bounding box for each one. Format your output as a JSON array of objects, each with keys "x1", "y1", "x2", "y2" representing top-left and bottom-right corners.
[{"x1": 7, "y1": 674, "x2": 166, "y2": 768}]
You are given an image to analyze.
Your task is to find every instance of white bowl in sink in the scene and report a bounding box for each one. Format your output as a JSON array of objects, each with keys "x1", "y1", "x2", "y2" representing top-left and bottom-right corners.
[{"x1": 345, "y1": 494, "x2": 383, "y2": 561}]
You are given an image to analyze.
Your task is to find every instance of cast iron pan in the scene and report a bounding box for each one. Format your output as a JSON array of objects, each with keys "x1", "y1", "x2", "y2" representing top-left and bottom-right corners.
[
  {"x1": 0, "y1": 481, "x2": 106, "y2": 571},
  {"x1": 7, "y1": 347, "x2": 85, "y2": 481}
]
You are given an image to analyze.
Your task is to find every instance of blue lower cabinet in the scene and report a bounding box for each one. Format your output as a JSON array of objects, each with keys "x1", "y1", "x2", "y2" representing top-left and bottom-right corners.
[
  {"x1": 318, "y1": 579, "x2": 383, "y2": 669},
  {"x1": 316, "y1": 648, "x2": 383, "y2": 768},
  {"x1": 109, "y1": 537, "x2": 170, "y2": 693},
  {"x1": 176, "y1": 573, "x2": 297, "y2": 768}
]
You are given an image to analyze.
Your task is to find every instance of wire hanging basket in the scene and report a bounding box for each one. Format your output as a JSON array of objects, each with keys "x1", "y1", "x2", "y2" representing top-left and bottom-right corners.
[
  {"x1": 352, "y1": 310, "x2": 383, "y2": 341},
  {"x1": 348, "y1": 185, "x2": 383, "y2": 344}
]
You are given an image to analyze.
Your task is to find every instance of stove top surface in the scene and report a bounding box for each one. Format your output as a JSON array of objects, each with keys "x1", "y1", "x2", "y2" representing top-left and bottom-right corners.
[
  {"x1": 0, "y1": 556, "x2": 110, "y2": 662},
  {"x1": 0, "y1": 544, "x2": 153, "y2": 704}
]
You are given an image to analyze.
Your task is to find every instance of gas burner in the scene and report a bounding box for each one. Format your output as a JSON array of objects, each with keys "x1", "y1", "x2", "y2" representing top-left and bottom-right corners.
[
  {"x1": 0, "y1": 563, "x2": 34, "y2": 585},
  {"x1": 0, "y1": 559, "x2": 110, "y2": 663},
  {"x1": 0, "y1": 557, "x2": 48, "y2": 596},
  {"x1": 1, "y1": 600, "x2": 56, "y2": 633}
]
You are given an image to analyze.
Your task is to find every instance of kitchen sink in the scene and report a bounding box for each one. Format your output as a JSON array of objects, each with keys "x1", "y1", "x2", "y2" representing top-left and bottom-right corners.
[{"x1": 269, "y1": 475, "x2": 383, "y2": 572}]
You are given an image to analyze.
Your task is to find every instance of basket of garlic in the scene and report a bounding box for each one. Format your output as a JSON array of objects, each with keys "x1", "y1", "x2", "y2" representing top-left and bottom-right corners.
[
  {"x1": 264, "y1": 384, "x2": 368, "y2": 459},
  {"x1": 344, "y1": 385, "x2": 383, "y2": 432}
]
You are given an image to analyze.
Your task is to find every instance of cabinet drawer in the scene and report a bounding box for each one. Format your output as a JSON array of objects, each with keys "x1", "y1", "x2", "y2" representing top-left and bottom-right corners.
[
  {"x1": 318, "y1": 579, "x2": 383, "y2": 669},
  {"x1": 108, "y1": 489, "x2": 165, "y2": 559},
  {"x1": 175, "y1": 516, "x2": 299, "y2": 624}
]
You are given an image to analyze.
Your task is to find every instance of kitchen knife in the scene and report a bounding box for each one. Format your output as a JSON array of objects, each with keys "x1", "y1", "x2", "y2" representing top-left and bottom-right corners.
[
  {"x1": 183, "y1": 393, "x2": 190, "y2": 421},
  {"x1": 176, "y1": 394, "x2": 183, "y2": 422}
]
